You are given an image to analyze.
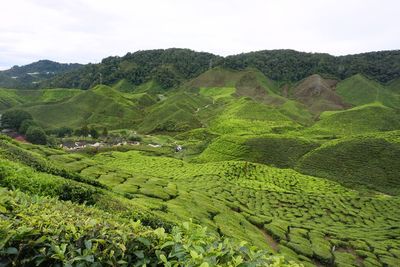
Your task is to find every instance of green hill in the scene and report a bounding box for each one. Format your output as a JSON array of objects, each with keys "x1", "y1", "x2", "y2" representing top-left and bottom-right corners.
[
  {"x1": 138, "y1": 92, "x2": 212, "y2": 133},
  {"x1": 198, "y1": 134, "x2": 319, "y2": 168},
  {"x1": 336, "y1": 74, "x2": 400, "y2": 108},
  {"x1": 0, "y1": 88, "x2": 82, "y2": 111},
  {"x1": 18, "y1": 85, "x2": 144, "y2": 129},
  {"x1": 306, "y1": 102, "x2": 400, "y2": 136},
  {"x1": 1, "y1": 48, "x2": 400, "y2": 267},
  {"x1": 296, "y1": 131, "x2": 400, "y2": 195}
]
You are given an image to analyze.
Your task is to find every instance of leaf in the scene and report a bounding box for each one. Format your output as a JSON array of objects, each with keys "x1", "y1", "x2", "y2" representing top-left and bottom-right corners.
[
  {"x1": 73, "y1": 255, "x2": 95, "y2": 263},
  {"x1": 118, "y1": 243, "x2": 126, "y2": 252},
  {"x1": 134, "y1": 250, "x2": 144, "y2": 259},
  {"x1": 84, "y1": 240, "x2": 92, "y2": 250},
  {"x1": 154, "y1": 227, "x2": 166, "y2": 238},
  {"x1": 160, "y1": 241, "x2": 175, "y2": 249},
  {"x1": 0, "y1": 204, "x2": 7, "y2": 213},
  {"x1": 137, "y1": 237, "x2": 151, "y2": 248},
  {"x1": 159, "y1": 254, "x2": 168, "y2": 263},
  {"x1": 182, "y1": 222, "x2": 190, "y2": 230},
  {"x1": 5, "y1": 247, "x2": 18, "y2": 255},
  {"x1": 200, "y1": 263, "x2": 209, "y2": 267},
  {"x1": 190, "y1": 250, "x2": 199, "y2": 259}
]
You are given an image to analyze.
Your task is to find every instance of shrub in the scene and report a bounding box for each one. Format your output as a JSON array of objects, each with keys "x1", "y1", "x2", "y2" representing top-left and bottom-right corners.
[
  {"x1": 54, "y1": 126, "x2": 74, "y2": 137},
  {"x1": 18, "y1": 119, "x2": 37, "y2": 134},
  {"x1": 1, "y1": 109, "x2": 32, "y2": 130},
  {"x1": 58, "y1": 183, "x2": 99, "y2": 205},
  {"x1": 0, "y1": 189, "x2": 301, "y2": 267},
  {"x1": 26, "y1": 126, "x2": 47, "y2": 145},
  {"x1": 128, "y1": 134, "x2": 142, "y2": 142}
]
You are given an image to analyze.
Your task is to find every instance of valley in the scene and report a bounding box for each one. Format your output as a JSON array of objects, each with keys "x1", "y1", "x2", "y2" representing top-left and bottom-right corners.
[{"x1": 0, "y1": 49, "x2": 399, "y2": 266}]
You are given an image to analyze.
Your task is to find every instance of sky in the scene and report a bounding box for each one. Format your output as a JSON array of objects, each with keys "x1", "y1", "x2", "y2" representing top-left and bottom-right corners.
[{"x1": 0, "y1": 0, "x2": 399, "y2": 69}]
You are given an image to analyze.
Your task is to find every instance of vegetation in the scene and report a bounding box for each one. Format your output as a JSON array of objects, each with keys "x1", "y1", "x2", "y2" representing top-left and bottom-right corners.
[
  {"x1": 0, "y1": 109, "x2": 32, "y2": 129},
  {"x1": 0, "y1": 48, "x2": 399, "y2": 266},
  {"x1": 26, "y1": 126, "x2": 47, "y2": 144}
]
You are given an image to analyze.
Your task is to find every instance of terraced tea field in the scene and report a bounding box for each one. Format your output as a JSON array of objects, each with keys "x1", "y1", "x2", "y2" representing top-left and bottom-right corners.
[{"x1": 46, "y1": 149, "x2": 400, "y2": 267}]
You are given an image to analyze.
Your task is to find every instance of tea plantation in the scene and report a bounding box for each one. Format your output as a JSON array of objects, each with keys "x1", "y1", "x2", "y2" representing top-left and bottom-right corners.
[{"x1": 1, "y1": 51, "x2": 400, "y2": 266}]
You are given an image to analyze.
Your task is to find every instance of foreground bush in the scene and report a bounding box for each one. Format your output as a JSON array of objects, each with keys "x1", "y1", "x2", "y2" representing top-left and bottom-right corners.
[{"x1": 0, "y1": 188, "x2": 300, "y2": 267}]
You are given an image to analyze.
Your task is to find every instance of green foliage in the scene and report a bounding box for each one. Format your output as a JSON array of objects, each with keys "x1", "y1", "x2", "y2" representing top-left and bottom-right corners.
[
  {"x1": 199, "y1": 134, "x2": 319, "y2": 168},
  {"x1": 0, "y1": 189, "x2": 299, "y2": 267},
  {"x1": 26, "y1": 126, "x2": 47, "y2": 145},
  {"x1": 52, "y1": 126, "x2": 74, "y2": 137},
  {"x1": 223, "y1": 49, "x2": 400, "y2": 83},
  {"x1": 1, "y1": 109, "x2": 32, "y2": 129},
  {"x1": 42, "y1": 49, "x2": 220, "y2": 89},
  {"x1": 89, "y1": 127, "x2": 99, "y2": 139},
  {"x1": 297, "y1": 134, "x2": 400, "y2": 194},
  {"x1": 307, "y1": 103, "x2": 400, "y2": 136},
  {"x1": 0, "y1": 60, "x2": 82, "y2": 89},
  {"x1": 18, "y1": 119, "x2": 37, "y2": 134},
  {"x1": 336, "y1": 74, "x2": 400, "y2": 108},
  {"x1": 102, "y1": 127, "x2": 108, "y2": 137}
]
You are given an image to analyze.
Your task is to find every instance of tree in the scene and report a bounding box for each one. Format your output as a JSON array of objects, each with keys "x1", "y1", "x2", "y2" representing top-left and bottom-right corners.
[
  {"x1": 89, "y1": 127, "x2": 99, "y2": 139},
  {"x1": 80, "y1": 125, "x2": 89, "y2": 137},
  {"x1": 102, "y1": 127, "x2": 108, "y2": 137},
  {"x1": 55, "y1": 126, "x2": 73, "y2": 138},
  {"x1": 19, "y1": 119, "x2": 37, "y2": 134},
  {"x1": 1, "y1": 110, "x2": 32, "y2": 130},
  {"x1": 26, "y1": 126, "x2": 47, "y2": 145}
]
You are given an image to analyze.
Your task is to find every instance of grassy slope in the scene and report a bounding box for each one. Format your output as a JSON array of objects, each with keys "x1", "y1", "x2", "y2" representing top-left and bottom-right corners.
[
  {"x1": 306, "y1": 102, "x2": 400, "y2": 136},
  {"x1": 0, "y1": 88, "x2": 82, "y2": 111},
  {"x1": 45, "y1": 147, "x2": 400, "y2": 267},
  {"x1": 336, "y1": 74, "x2": 400, "y2": 108},
  {"x1": 138, "y1": 92, "x2": 212, "y2": 133},
  {"x1": 198, "y1": 134, "x2": 319, "y2": 168},
  {"x1": 18, "y1": 85, "x2": 144, "y2": 129},
  {"x1": 296, "y1": 131, "x2": 400, "y2": 195}
]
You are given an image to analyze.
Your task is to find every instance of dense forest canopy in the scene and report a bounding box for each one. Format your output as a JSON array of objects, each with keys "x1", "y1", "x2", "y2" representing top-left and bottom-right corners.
[
  {"x1": 1, "y1": 49, "x2": 399, "y2": 90},
  {"x1": 222, "y1": 50, "x2": 400, "y2": 83}
]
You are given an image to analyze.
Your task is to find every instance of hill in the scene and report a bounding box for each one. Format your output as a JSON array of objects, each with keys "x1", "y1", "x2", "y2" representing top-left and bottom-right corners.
[
  {"x1": 290, "y1": 74, "x2": 348, "y2": 113},
  {"x1": 13, "y1": 85, "x2": 144, "y2": 129},
  {"x1": 223, "y1": 49, "x2": 400, "y2": 83},
  {"x1": 306, "y1": 102, "x2": 400, "y2": 136},
  {"x1": 296, "y1": 131, "x2": 400, "y2": 195},
  {"x1": 0, "y1": 60, "x2": 82, "y2": 89},
  {"x1": 1, "y1": 49, "x2": 396, "y2": 92},
  {"x1": 41, "y1": 49, "x2": 221, "y2": 90},
  {"x1": 1, "y1": 48, "x2": 400, "y2": 267},
  {"x1": 336, "y1": 74, "x2": 400, "y2": 108}
]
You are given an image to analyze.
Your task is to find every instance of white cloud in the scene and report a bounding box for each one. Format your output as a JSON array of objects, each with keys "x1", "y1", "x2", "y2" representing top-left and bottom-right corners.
[{"x1": 0, "y1": 0, "x2": 399, "y2": 68}]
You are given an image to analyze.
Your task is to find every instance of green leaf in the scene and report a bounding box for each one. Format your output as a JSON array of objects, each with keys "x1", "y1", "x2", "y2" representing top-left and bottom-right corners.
[
  {"x1": 5, "y1": 247, "x2": 18, "y2": 255},
  {"x1": 159, "y1": 254, "x2": 168, "y2": 263},
  {"x1": 134, "y1": 250, "x2": 144, "y2": 259},
  {"x1": 182, "y1": 222, "x2": 190, "y2": 230},
  {"x1": 200, "y1": 263, "x2": 209, "y2": 267},
  {"x1": 84, "y1": 240, "x2": 92, "y2": 250},
  {"x1": 190, "y1": 250, "x2": 199, "y2": 259},
  {"x1": 160, "y1": 241, "x2": 175, "y2": 249},
  {"x1": 137, "y1": 237, "x2": 151, "y2": 248},
  {"x1": 0, "y1": 204, "x2": 7, "y2": 213}
]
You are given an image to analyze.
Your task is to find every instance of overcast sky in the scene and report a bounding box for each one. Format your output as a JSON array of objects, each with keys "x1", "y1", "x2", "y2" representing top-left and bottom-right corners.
[{"x1": 1, "y1": 0, "x2": 399, "y2": 69}]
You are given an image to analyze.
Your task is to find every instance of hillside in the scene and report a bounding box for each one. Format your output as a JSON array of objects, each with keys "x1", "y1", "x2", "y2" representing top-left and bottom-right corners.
[
  {"x1": 307, "y1": 102, "x2": 400, "y2": 136},
  {"x1": 290, "y1": 74, "x2": 348, "y2": 113},
  {"x1": 1, "y1": 48, "x2": 400, "y2": 267},
  {"x1": 336, "y1": 74, "x2": 400, "y2": 108},
  {"x1": 0, "y1": 60, "x2": 82, "y2": 89},
  {"x1": 1, "y1": 133, "x2": 400, "y2": 266},
  {"x1": 1, "y1": 49, "x2": 398, "y2": 92}
]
